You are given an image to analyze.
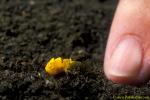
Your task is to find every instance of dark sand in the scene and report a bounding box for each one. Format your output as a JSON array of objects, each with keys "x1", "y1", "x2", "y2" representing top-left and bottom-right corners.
[{"x1": 0, "y1": 0, "x2": 149, "y2": 100}]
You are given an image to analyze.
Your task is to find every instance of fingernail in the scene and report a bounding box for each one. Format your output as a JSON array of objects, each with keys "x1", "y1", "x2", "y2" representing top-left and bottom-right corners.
[{"x1": 109, "y1": 37, "x2": 142, "y2": 77}]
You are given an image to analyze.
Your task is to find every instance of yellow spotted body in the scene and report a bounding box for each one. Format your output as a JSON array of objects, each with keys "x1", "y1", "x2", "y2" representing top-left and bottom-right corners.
[{"x1": 45, "y1": 57, "x2": 75, "y2": 75}]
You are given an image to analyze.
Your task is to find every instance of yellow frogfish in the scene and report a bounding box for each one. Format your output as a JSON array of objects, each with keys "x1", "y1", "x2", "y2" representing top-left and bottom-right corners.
[{"x1": 45, "y1": 57, "x2": 77, "y2": 76}]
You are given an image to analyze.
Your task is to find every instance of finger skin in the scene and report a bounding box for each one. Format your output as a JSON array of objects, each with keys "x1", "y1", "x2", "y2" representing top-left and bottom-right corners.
[{"x1": 104, "y1": 0, "x2": 150, "y2": 85}]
